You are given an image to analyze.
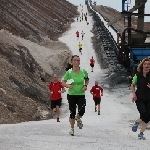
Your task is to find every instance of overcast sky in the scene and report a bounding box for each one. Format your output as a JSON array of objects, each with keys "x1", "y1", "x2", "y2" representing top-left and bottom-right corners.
[{"x1": 68, "y1": 0, "x2": 150, "y2": 22}]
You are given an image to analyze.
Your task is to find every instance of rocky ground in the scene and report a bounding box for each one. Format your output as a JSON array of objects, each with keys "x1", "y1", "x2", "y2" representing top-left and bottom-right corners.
[{"x1": 0, "y1": 0, "x2": 78, "y2": 124}]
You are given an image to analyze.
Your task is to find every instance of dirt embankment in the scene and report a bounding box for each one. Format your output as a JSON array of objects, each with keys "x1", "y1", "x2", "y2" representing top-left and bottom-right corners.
[
  {"x1": 93, "y1": 5, "x2": 150, "y2": 34},
  {"x1": 0, "y1": 0, "x2": 78, "y2": 124}
]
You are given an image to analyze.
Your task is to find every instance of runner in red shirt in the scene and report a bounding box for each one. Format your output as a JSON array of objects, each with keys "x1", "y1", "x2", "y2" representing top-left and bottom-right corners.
[
  {"x1": 49, "y1": 74, "x2": 65, "y2": 122},
  {"x1": 76, "y1": 31, "x2": 79, "y2": 40},
  {"x1": 90, "y1": 56, "x2": 95, "y2": 72},
  {"x1": 90, "y1": 81, "x2": 103, "y2": 115}
]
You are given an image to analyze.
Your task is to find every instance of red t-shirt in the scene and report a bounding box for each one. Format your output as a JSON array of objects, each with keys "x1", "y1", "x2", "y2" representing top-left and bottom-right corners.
[
  {"x1": 76, "y1": 31, "x2": 79, "y2": 37},
  {"x1": 90, "y1": 59, "x2": 95, "y2": 64},
  {"x1": 49, "y1": 82, "x2": 64, "y2": 100},
  {"x1": 90, "y1": 86, "x2": 103, "y2": 98}
]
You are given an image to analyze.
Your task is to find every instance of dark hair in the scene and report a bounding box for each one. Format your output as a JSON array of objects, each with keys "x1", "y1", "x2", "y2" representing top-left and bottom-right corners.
[
  {"x1": 71, "y1": 55, "x2": 79, "y2": 61},
  {"x1": 65, "y1": 63, "x2": 72, "y2": 71}
]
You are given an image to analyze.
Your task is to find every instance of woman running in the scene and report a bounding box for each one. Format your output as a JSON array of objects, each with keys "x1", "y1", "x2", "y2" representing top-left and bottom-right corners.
[
  {"x1": 131, "y1": 58, "x2": 150, "y2": 140},
  {"x1": 62, "y1": 55, "x2": 89, "y2": 136}
]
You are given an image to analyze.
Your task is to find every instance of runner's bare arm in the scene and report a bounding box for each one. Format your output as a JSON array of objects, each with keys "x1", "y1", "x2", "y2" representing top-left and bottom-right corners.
[
  {"x1": 131, "y1": 83, "x2": 137, "y2": 102},
  {"x1": 84, "y1": 78, "x2": 89, "y2": 86},
  {"x1": 61, "y1": 87, "x2": 66, "y2": 93}
]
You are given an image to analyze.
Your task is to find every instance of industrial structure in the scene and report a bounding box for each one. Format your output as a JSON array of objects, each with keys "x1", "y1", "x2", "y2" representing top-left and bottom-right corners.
[{"x1": 86, "y1": 0, "x2": 150, "y2": 75}]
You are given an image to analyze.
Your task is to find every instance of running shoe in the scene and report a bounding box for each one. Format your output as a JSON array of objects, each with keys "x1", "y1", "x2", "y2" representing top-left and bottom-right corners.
[
  {"x1": 138, "y1": 133, "x2": 146, "y2": 140},
  {"x1": 132, "y1": 121, "x2": 139, "y2": 132},
  {"x1": 69, "y1": 128, "x2": 74, "y2": 136},
  {"x1": 77, "y1": 119, "x2": 83, "y2": 129},
  {"x1": 57, "y1": 118, "x2": 60, "y2": 122}
]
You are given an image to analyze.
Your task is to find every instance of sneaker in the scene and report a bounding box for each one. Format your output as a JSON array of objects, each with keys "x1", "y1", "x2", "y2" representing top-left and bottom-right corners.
[
  {"x1": 95, "y1": 108, "x2": 97, "y2": 112},
  {"x1": 75, "y1": 116, "x2": 77, "y2": 121},
  {"x1": 98, "y1": 111, "x2": 100, "y2": 115},
  {"x1": 132, "y1": 122, "x2": 139, "y2": 132},
  {"x1": 138, "y1": 133, "x2": 146, "y2": 140},
  {"x1": 77, "y1": 119, "x2": 83, "y2": 129},
  {"x1": 57, "y1": 118, "x2": 60, "y2": 122},
  {"x1": 69, "y1": 128, "x2": 74, "y2": 136}
]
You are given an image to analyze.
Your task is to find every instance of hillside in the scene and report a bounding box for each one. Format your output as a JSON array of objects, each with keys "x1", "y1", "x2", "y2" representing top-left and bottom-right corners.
[
  {"x1": 0, "y1": 0, "x2": 78, "y2": 124},
  {"x1": 93, "y1": 5, "x2": 150, "y2": 34}
]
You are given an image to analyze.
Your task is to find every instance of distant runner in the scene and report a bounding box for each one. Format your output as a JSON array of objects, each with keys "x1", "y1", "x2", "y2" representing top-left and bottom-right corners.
[
  {"x1": 85, "y1": 16, "x2": 87, "y2": 22},
  {"x1": 82, "y1": 16, "x2": 83, "y2": 21},
  {"x1": 76, "y1": 31, "x2": 79, "y2": 40},
  {"x1": 49, "y1": 74, "x2": 65, "y2": 122},
  {"x1": 80, "y1": 17, "x2": 82, "y2": 22},
  {"x1": 81, "y1": 31, "x2": 85, "y2": 40},
  {"x1": 90, "y1": 81, "x2": 103, "y2": 115},
  {"x1": 78, "y1": 42, "x2": 82, "y2": 55},
  {"x1": 90, "y1": 56, "x2": 95, "y2": 72}
]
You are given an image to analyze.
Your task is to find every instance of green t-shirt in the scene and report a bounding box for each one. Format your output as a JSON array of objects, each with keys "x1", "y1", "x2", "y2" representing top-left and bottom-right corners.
[
  {"x1": 132, "y1": 74, "x2": 137, "y2": 84},
  {"x1": 63, "y1": 68, "x2": 88, "y2": 95}
]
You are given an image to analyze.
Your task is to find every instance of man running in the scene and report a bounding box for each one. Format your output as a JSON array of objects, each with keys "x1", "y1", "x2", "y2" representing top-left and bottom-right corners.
[
  {"x1": 81, "y1": 31, "x2": 85, "y2": 40},
  {"x1": 49, "y1": 74, "x2": 65, "y2": 122},
  {"x1": 76, "y1": 31, "x2": 79, "y2": 40},
  {"x1": 78, "y1": 42, "x2": 82, "y2": 55},
  {"x1": 90, "y1": 81, "x2": 103, "y2": 115},
  {"x1": 90, "y1": 56, "x2": 95, "y2": 72}
]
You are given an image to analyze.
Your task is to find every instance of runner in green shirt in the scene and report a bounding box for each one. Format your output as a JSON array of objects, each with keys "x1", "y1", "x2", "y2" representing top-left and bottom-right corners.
[
  {"x1": 62, "y1": 55, "x2": 89, "y2": 136},
  {"x1": 132, "y1": 74, "x2": 137, "y2": 84}
]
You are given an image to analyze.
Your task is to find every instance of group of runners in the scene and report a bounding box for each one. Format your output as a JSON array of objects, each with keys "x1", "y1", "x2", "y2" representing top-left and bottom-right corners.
[
  {"x1": 77, "y1": 5, "x2": 88, "y2": 23},
  {"x1": 76, "y1": 5, "x2": 89, "y2": 56},
  {"x1": 49, "y1": 54, "x2": 102, "y2": 136},
  {"x1": 48, "y1": 4, "x2": 150, "y2": 139}
]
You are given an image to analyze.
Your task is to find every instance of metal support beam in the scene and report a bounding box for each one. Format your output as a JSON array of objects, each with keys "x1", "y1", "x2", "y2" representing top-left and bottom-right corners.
[
  {"x1": 121, "y1": 12, "x2": 150, "y2": 16},
  {"x1": 107, "y1": 0, "x2": 147, "y2": 26},
  {"x1": 137, "y1": 4, "x2": 145, "y2": 30}
]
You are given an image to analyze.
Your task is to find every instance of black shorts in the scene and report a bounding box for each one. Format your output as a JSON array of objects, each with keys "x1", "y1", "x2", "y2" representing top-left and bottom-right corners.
[
  {"x1": 79, "y1": 48, "x2": 82, "y2": 52},
  {"x1": 90, "y1": 64, "x2": 94, "y2": 68},
  {"x1": 135, "y1": 100, "x2": 150, "y2": 123},
  {"x1": 67, "y1": 94, "x2": 69, "y2": 103},
  {"x1": 68, "y1": 95, "x2": 86, "y2": 117},
  {"x1": 94, "y1": 98, "x2": 101, "y2": 105},
  {"x1": 51, "y1": 98, "x2": 62, "y2": 109}
]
